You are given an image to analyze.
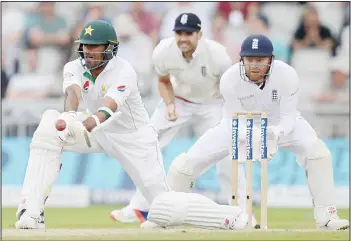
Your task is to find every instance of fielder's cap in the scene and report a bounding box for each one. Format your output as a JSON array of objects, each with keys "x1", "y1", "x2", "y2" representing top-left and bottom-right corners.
[{"x1": 173, "y1": 13, "x2": 201, "y2": 32}]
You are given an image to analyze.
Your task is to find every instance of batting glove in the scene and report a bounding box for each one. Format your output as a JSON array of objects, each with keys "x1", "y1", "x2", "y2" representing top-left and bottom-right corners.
[
  {"x1": 56, "y1": 111, "x2": 77, "y2": 144},
  {"x1": 66, "y1": 120, "x2": 92, "y2": 148},
  {"x1": 59, "y1": 111, "x2": 77, "y2": 123}
]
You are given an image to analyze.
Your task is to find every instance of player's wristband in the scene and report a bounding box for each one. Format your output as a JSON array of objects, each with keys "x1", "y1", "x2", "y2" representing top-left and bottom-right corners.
[
  {"x1": 98, "y1": 107, "x2": 114, "y2": 120},
  {"x1": 91, "y1": 115, "x2": 100, "y2": 126}
]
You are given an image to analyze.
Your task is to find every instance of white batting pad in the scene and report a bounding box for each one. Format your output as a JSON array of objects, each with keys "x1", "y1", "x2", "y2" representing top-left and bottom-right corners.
[
  {"x1": 21, "y1": 148, "x2": 62, "y2": 218},
  {"x1": 148, "y1": 191, "x2": 247, "y2": 230},
  {"x1": 19, "y1": 109, "x2": 63, "y2": 218}
]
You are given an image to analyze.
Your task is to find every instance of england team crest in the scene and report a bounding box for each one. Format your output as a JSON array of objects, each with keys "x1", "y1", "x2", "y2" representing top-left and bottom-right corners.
[
  {"x1": 180, "y1": 14, "x2": 188, "y2": 25},
  {"x1": 271, "y1": 89, "x2": 278, "y2": 102},
  {"x1": 201, "y1": 66, "x2": 207, "y2": 77}
]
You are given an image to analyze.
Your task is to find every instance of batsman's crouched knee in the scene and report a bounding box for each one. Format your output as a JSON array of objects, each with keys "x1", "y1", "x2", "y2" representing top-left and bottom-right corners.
[{"x1": 31, "y1": 109, "x2": 62, "y2": 151}]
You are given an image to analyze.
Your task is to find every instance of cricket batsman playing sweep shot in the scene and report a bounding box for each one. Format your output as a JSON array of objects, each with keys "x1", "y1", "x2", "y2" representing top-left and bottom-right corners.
[
  {"x1": 147, "y1": 34, "x2": 349, "y2": 231},
  {"x1": 110, "y1": 12, "x2": 256, "y2": 226},
  {"x1": 15, "y1": 19, "x2": 251, "y2": 231},
  {"x1": 15, "y1": 19, "x2": 169, "y2": 229}
]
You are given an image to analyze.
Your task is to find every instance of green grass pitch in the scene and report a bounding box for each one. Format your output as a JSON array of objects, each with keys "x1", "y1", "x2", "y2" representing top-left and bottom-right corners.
[{"x1": 2, "y1": 205, "x2": 349, "y2": 240}]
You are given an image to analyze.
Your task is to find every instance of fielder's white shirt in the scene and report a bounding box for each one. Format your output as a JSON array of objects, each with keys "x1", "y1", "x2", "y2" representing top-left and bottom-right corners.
[
  {"x1": 152, "y1": 37, "x2": 232, "y2": 104},
  {"x1": 62, "y1": 56, "x2": 149, "y2": 132},
  {"x1": 220, "y1": 60, "x2": 301, "y2": 136}
]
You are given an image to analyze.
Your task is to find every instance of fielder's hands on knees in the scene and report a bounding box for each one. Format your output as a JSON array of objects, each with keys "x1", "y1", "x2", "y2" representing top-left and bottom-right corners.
[
  {"x1": 267, "y1": 126, "x2": 283, "y2": 159},
  {"x1": 165, "y1": 103, "x2": 178, "y2": 121},
  {"x1": 267, "y1": 143, "x2": 278, "y2": 160},
  {"x1": 267, "y1": 126, "x2": 282, "y2": 141}
]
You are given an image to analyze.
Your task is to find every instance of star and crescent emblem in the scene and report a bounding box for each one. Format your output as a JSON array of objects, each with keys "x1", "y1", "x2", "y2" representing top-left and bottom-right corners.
[{"x1": 84, "y1": 25, "x2": 94, "y2": 36}]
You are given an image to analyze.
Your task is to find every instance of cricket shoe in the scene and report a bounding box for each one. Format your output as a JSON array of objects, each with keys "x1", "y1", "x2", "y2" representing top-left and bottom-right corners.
[
  {"x1": 16, "y1": 208, "x2": 45, "y2": 229},
  {"x1": 15, "y1": 211, "x2": 45, "y2": 229},
  {"x1": 140, "y1": 220, "x2": 166, "y2": 229},
  {"x1": 110, "y1": 205, "x2": 148, "y2": 223},
  {"x1": 16, "y1": 196, "x2": 47, "y2": 229},
  {"x1": 220, "y1": 209, "x2": 248, "y2": 230},
  {"x1": 315, "y1": 206, "x2": 349, "y2": 230},
  {"x1": 228, "y1": 212, "x2": 259, "y2": 229},
  {"x1": 224, "y1": 211, "x2": 261, "y2": 230}
]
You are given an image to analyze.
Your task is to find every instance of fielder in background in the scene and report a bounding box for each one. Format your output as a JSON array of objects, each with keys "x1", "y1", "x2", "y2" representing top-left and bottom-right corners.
[
  {"x1": 14, "y1": 19, "x2": 251, "y2": 231},
  {"x1": 148, "y1": 34, "x2": 349, "y2": 231},
  {"x1": 110, "y1": 12, "x2": 252, "y2": 225}
]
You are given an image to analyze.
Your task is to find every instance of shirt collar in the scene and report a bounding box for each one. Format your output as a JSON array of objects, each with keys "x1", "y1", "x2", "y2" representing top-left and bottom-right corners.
[{"x1": 83, "y1": 57, "x2": 117, "y2": 82}]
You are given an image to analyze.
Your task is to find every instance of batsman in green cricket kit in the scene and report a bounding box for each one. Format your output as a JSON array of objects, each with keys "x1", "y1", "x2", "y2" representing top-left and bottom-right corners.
[{"x1": 15, "y1": 20, "x2": 250, "y2": 231}]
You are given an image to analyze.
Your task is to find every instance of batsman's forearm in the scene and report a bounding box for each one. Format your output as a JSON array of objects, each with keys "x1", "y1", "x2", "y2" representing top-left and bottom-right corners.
[
  {"x1": 159, "y1": 81, "x2": 175, "y2": 105},
  {"x1": 64, "y1": 88, "x2": 80, "y2": 112}
]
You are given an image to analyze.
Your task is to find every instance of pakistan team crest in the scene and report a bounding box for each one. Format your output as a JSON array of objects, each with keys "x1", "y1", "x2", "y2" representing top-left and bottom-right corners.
[{"x1": 83, "y1": 81, "x2": 90, "y2": 92}]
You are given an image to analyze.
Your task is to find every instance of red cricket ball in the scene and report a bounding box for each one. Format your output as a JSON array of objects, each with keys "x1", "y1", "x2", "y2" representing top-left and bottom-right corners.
[{"x1": 55, "y1": 119, "x2": 67, "y2": 131}]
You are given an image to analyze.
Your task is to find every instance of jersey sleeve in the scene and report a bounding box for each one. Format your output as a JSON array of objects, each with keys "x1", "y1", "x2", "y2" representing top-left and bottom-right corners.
[
  {"x1": 62, "y1": 62, "x2": 82, "y2": 93},
  {"x1": 278, "y1": 66, "x2": 300, "y2": 136},
  {"x1": 220, "y1": 68, "x2": 244, "y2": 119},
  {"x1": 218, "y1": 49, "x2": 233, "y2": 77},
  {"x1": 104, "y1": 68, "x2": 135, "y2": 108},
  {"x1": 152, "y1": 41, "x2": 169, "y2": 76}
]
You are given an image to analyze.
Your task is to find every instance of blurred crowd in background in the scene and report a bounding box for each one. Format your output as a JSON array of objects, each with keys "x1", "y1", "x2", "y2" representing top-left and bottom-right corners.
[{"x1": 2, "y1": 1, "x2": 350, "y2": 138}]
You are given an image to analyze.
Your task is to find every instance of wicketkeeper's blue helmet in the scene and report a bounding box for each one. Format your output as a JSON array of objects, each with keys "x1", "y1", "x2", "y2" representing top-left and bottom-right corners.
[
  {"x1": 239, "y1": 34, "x2": 275, "y2": 83},
  {"x1": 240, "y1": 34, "x2": 274, "y2": 57}
]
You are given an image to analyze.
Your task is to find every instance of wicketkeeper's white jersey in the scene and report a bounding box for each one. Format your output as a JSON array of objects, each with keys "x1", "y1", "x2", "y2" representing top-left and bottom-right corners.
[
  {"x1": 220, "y1": 60, "x2": 301, "y2": 136},
  {"x1": 62, "y1": 56, "x2": 150, "y2": 133},
  {"x1": 152, "y1": 37, "x2": 232, "y2": 104}
]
